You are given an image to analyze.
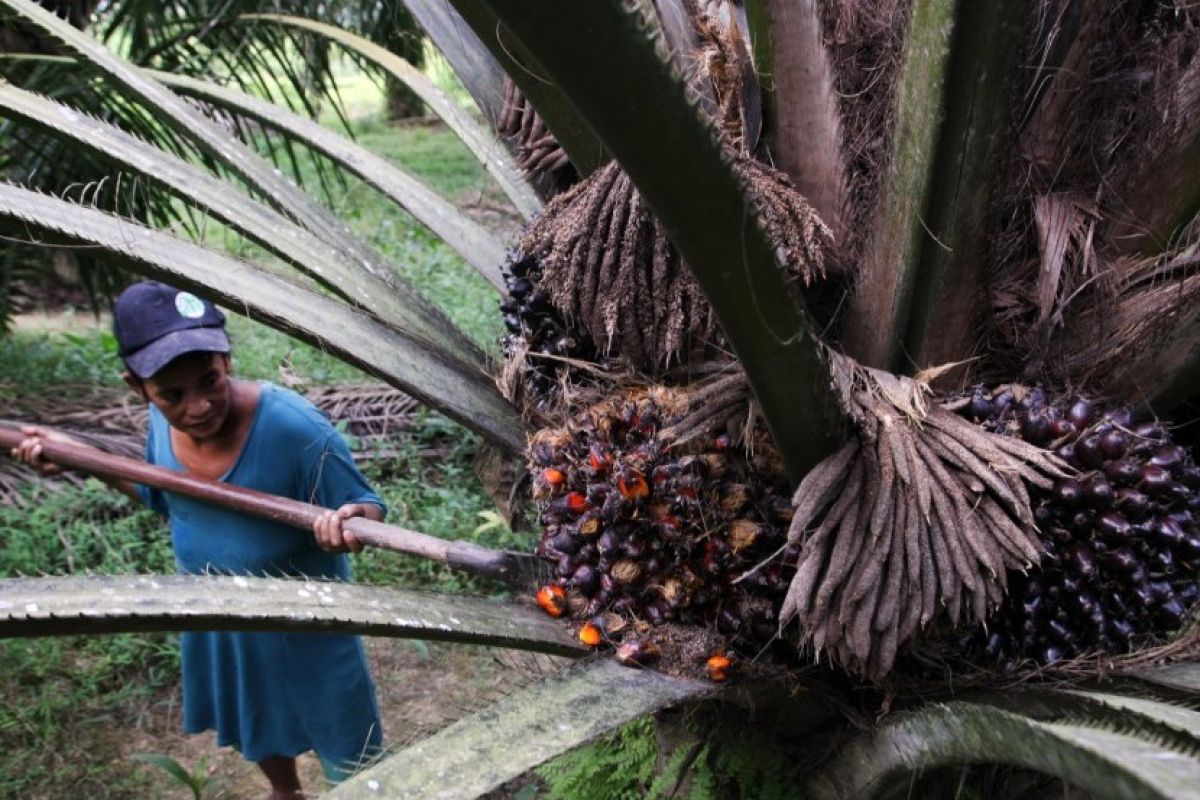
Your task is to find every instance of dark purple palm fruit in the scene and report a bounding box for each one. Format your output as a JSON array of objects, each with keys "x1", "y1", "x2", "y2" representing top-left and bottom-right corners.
[
  {"x1": 499, "y1": 254, "x2": 598, "y2": 411},
  {"x1": 956, "y1": 385, "x2": 1200, "y2": 667},
  {"x1": 527, "y1": 389, "x2": 795, "y2": 658}
]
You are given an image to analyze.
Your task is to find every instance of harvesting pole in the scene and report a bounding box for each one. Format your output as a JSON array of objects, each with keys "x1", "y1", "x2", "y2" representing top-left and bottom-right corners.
[{"x1": 0, "y1": 424, "x2": 541, "y2": 590}]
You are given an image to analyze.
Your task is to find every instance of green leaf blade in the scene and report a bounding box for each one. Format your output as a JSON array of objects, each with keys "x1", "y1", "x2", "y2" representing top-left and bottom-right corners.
[
  {"x1": 240, "y1": 12, "x2": 541, "y2": 222},
  {"x1": 328, "y1": 659, "x2": 715, "y2": 799}
]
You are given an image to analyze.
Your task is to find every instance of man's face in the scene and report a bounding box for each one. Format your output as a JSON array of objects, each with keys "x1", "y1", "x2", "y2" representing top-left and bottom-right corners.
[{"x1": 140, "y1": 352, "x2": 233, "y2": 440}]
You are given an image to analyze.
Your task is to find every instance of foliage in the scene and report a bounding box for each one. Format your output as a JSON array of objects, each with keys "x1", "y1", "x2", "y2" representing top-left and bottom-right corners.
[
  {"x1": 0, "y1": 0, "x2": 485, "y2": 333},
  {"x1": 129, "y1": 752, "x2": 213, "y2": 800},
  {"x1": 536, "y1": 715, "x2": 799, "y2": 800},
  {"x1": 536, "y1": 717, "x2": 660, "y2": 800},
  {"x1": 0, "y1": 481, "x2": 177, "y2": 799}
]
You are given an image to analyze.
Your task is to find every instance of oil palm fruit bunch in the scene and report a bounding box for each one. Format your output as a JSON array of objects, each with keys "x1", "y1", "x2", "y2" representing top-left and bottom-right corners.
[
  {"x1": 952, "y1": 385, "x2": 1200, "y2": 667},
  {"x1": 529, "y1": 387, "x2": 796, "y2": 658},
  {"x1": 498, "y1": 254, "x2": 598, "y2": 413}
]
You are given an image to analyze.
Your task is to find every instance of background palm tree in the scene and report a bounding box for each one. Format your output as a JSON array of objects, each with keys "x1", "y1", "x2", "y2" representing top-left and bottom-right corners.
[{"x1": 2, "y1": 0, "x2": 1200, "y2": 797}]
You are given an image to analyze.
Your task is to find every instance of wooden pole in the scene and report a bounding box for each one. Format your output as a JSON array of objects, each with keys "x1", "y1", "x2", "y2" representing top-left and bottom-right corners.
[{"x1": 0, "y1": 423, "x2": 541, "y2": 589}]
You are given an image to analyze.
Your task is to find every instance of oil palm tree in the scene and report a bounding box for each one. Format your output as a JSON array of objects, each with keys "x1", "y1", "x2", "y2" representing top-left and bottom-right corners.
[{"x1": 2, "y1": 1, "x2": 1200, "y2": 797}]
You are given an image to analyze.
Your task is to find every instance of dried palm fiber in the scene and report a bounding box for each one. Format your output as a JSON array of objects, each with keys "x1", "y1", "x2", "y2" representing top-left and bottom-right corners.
[
  {"x1": 496, "y1": 77, "x2": 578, "y2": 193},
  {"x1": 887, "y1": 612, "x2": 1200, "y2": 696},
  {"x1": 512, "y1": 11, "x2": 832, "y2": 379},
  {"x1": 779, "y1": 354, "x2": 1070, "y2": 681},
  {"x1": 985, "y1": 2, "x2": 1200, "y2": 383},
  {"x1": 814, "y1": 0, "x2": 910, "y2": 267},
  {"x1": 0, "y1": 383, "x2": 421, "y2": 506},
  {"x1": 1050, "y1": 249, "x2": 1200, "y2": 393}
]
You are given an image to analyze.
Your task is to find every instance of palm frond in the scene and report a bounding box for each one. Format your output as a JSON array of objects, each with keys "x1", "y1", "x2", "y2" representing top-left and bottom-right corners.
[
  {"x1": 0, "y1": 574, "x2": 584, "y2": 655},
  {"x1": 0, "y1": 184, "x2": 526, "y2": 450},
  {"x1": 899, "y1": 1, "x2": 1031, "y2": 377},
  {"x1": 2, "y1": 54, "x2": 510, "y2": 290},
  {"x1": 0, "y1": 0, "x2": 482, "y2": 365},
  {"x1": 401, "y1": 0, "x2": 507, "y2": 127},
  {"x1": 0, "y1": 57, "x2": 201, "y2": 326},
  {"x1": 444, "y1": 1, "x2": 609, "y2": 177},
  {"x1": 808, "y1": 700, "x2": 1200, "y2": 800},
  {"x1": 744, "y1": 0, "x2": 847, "y2": 245},
  {"x1": 144, "y1": 67, "x2": 509, "y2": 290},
  {"x1": 328, "y1": 659, "x2": 715, "y2": 799},
  {"x1": 242, "y1": 12, "x2": 541, "y2": 221},
  {"x1": 838, "y1": 0, "x2": 955, "y2": 370},
  {"x1": 92, "y1": 0, "x2": 422, "y2": 128},
  {"x1": 0, "y1": 81, "x2": 509, "y2": 316},
  {"x1": 1128, "y1": 662, "x2": 1200, "y2": 698}
]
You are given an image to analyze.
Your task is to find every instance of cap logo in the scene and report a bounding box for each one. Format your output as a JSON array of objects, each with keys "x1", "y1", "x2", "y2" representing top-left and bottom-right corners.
[{"x1": 174, "y1": 292, "x2": 206, "y2": 319}]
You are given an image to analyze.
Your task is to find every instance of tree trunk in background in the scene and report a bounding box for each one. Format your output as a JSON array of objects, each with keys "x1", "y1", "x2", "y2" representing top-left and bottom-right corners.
[
  {"x1": 1, "y1": 0, "x2": 93, "y2": 52},
  {"x1": 384, "y1": 7, "x2": 427, "y2": 120},
  {"x1": 387, "y1": 79, "x2": 425, "y2": 119}
]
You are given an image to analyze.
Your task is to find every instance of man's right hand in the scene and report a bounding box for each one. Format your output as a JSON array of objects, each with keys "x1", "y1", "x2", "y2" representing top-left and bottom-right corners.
[{"x1": 10, "y1": 425, "x2": 77, "y2": 476}]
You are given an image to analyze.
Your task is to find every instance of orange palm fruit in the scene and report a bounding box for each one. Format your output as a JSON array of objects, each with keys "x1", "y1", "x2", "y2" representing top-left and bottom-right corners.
[
  {"x1": 536, "y1": 584, "x2": 568, "y2": 617},
  {"x1": 706, "y1": 652, "x2": 733, "y2": 682},
  {"x1": 578, "y1": 622, "x2": 603, "y2": 646}
]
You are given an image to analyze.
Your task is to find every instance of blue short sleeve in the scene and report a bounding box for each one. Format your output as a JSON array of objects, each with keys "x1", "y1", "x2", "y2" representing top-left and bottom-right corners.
[
  {"x1": 267, "y1": 393, "x2": 386, "y2": 519},
  {"x1": 146, "y1": 384, "x2": 385, "y2": 766},
  {"x1": 137, "y1": 413, "x2": 170, "y2": 517},
  {"x1": 300, "y1": 429, "x2": 386, "y2": 517}
]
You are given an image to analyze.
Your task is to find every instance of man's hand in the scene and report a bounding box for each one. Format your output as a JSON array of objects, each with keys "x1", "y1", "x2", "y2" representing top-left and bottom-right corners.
[
  {"x1": 313, "y1": 503, "x2": 382, "y2": 553},
  {"x1": 9, "y1": 425, "x2": 78, "y2": 476}
]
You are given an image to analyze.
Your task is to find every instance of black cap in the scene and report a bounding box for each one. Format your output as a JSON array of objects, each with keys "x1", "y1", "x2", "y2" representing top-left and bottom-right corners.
[{"x1": 113, "y1": 281, "x2": 230, "y2": 379}]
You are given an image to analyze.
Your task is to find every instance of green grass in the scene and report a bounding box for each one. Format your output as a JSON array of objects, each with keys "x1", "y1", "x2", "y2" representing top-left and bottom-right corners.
[{"x1": 0, "y1": 482, "x2": 177, "y2": 798}]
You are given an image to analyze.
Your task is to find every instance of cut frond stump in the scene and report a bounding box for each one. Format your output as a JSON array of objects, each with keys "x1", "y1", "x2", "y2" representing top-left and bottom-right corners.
[{"x1": 780, "y1": 358, "x2": 1067, "y2": 681}]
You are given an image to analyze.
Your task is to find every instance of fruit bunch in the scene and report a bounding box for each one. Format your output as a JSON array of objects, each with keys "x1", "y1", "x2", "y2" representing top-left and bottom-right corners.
[
  {"x1": 499, "y1": 254, "x2": 598, "y2": 411},
  {"x1": 529, "y1": 390, "x2": 796, "y2": 655},
  {"x1": 958, "y1": 386, "x2": 1200, "y2": 666}
]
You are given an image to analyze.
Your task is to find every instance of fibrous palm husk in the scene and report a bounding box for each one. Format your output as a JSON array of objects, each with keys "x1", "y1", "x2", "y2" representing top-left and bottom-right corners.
[
  {"x1": 986, "y1": 2, "x2": 1200, "y2": 387},
  {"x1": 510, "y1": 8, "x2": 832, "y2": 376},
  {"x1": 780, "y1": 356, "x2": 1071, "y2": 681},
  {"x1": 496, "y1": 77, "x2": 578, "y2": 193},
  {"x1": 1050, "y1": 251, "x2": 1200, "y2": 391},
  {"x1": 815, "y1": 0, "x2": 910, "y2": 268},
  {"x1": 517, "y1": 153, "x2": 829, "y2": 373}
]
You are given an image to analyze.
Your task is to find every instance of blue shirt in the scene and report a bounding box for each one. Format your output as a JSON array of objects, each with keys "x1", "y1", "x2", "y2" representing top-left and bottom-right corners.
[{"x1": 141, "y1": 383, "x2": 384, "y2": 772}]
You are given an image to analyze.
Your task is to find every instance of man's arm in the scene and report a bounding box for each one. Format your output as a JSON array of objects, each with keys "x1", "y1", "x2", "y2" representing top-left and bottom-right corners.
[{"x1": 11, "y1": 426, "x2": 143, "y2": 504}]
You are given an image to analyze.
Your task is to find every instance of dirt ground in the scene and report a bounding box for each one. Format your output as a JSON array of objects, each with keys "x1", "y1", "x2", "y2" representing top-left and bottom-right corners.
[{"x1": 122, "y1": 637, "x2": 565, "y2": 799}]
